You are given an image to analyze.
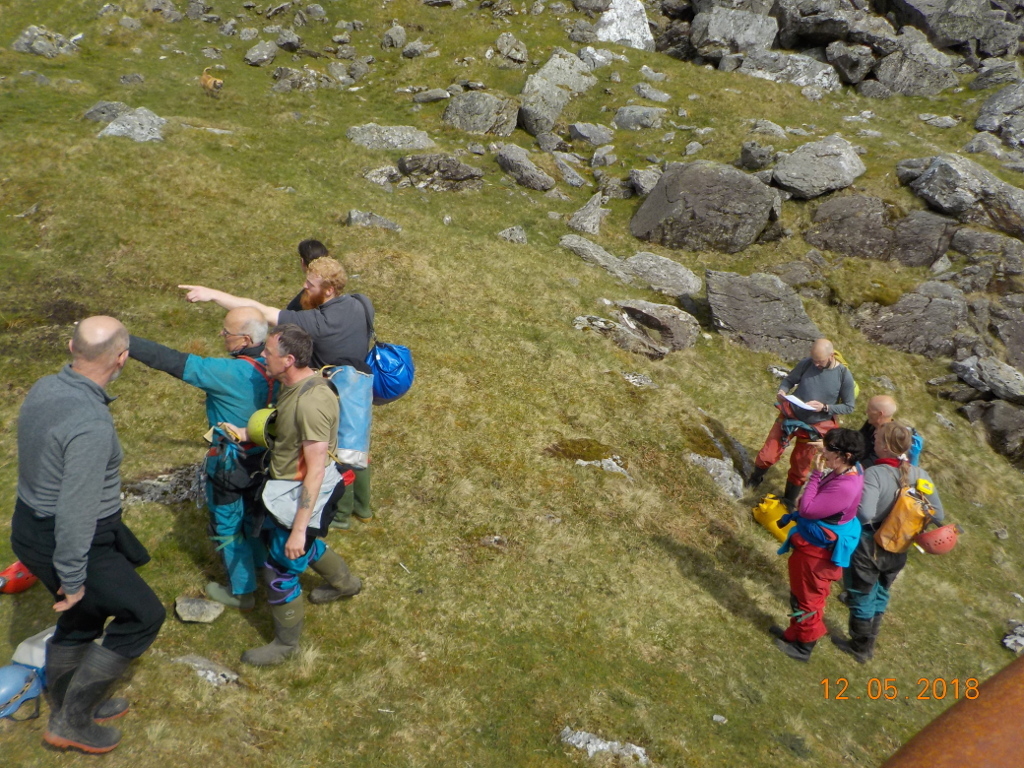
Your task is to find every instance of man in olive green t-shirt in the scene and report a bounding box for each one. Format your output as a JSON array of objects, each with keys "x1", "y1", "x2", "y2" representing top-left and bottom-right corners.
[{"x1": 227, "y1": 324, "x2": 361, "y2": 666}]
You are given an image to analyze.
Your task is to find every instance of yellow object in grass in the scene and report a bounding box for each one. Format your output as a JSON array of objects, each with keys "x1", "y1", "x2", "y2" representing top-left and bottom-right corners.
[{"x1": 753, "y1": 494, "x2": 796, "y2": 543}]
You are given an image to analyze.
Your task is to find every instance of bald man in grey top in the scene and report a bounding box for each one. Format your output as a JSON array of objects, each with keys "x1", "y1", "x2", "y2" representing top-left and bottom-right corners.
[{"x1": 11, "y1": 317, "x2": 165, "y2": 754}]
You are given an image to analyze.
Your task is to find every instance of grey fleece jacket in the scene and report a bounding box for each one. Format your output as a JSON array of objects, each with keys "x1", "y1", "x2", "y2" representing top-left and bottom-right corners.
[
  {"x1": 857, "y1": 462, "x2": 944, "y2": 527},
  {"x1": 16, "y1": 364, "x2": 123, "y2": 594},
  {"x1": 780, "y1": 357, "x2": 856, "y2": 424}
]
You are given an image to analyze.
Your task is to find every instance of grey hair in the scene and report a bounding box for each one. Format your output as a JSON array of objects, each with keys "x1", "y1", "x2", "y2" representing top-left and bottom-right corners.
[{"x1": 239, "y1": 315, "x2": 268, "y2": 344}]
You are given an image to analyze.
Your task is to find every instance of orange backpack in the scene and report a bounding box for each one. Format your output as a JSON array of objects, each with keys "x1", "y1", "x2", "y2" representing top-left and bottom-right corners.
[{"x1": 874, "y1": 474, "x2": 938, "y2": 553}]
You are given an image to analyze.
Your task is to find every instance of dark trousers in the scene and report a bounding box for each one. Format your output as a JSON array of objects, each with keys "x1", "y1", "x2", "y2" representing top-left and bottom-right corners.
[{"x1": 11, "y1": 499, "x2": 165, "y2": 659}]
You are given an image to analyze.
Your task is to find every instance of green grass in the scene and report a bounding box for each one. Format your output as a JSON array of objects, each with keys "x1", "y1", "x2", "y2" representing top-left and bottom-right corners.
[{"x1": 2, "y1": 0, "x2": 1024, "y2": 765}]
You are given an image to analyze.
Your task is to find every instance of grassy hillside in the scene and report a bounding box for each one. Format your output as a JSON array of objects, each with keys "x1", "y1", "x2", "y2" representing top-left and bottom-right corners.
[{"x1": 2, "y1": 1, "x2": 1023, "y2": 765}]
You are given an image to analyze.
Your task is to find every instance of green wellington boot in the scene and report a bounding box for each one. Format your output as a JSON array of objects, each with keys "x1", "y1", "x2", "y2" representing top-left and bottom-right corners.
[
  {"x1": 206, "y1": 582, "x2": 255, "y2": 611},
  {"x1": 241, "y1": 600, "x2": 304, "y2": 666},
  {"x1": 309, "y1": 548, "x2": 362, "y2": 605}
]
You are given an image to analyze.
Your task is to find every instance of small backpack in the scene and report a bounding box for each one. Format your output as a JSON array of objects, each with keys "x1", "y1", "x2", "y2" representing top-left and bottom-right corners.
[
  {"x1": 832, "y1": 350, "x2": 860, "y2": 401},
  {"x1": 874, "y1": 472, "x2": 938, "y2": 553}
]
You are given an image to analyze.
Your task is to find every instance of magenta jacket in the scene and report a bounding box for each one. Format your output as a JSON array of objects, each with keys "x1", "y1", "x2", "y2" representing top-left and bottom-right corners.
[{"x1": 797, "y1": 467, "x2": 864, "y2": 524}]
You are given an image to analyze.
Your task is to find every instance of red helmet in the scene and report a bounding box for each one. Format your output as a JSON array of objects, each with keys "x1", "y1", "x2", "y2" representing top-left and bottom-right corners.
[
  {"x1": 915, "y1": 524, "x2": 960, "y2": 555},
  {"x1": 0, "y1": 561, "x2": 38, "y2": 595}
]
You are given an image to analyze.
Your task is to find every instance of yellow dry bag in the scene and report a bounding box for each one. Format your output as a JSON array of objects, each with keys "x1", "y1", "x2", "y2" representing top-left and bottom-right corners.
[{"x1": 753, "y1": 494, "x2": 795, "y2": 543}]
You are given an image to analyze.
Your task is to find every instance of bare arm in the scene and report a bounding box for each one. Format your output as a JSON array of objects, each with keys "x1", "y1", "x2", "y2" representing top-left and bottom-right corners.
[
  {"x1": 178, "y1": 285, "x2": 281, "y2": 325},
  {"x1": 285, "y1": 440, "x2": 328, "y2": 560}
]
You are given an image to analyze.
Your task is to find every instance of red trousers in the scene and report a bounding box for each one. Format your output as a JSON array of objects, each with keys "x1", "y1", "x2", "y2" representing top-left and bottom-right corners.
[
  {"x1": 782, "y1": 537, "x2": 841, "y2": 644},
  {"x1": 754, "y1": 417, "x2": 839, "y2": 486}
]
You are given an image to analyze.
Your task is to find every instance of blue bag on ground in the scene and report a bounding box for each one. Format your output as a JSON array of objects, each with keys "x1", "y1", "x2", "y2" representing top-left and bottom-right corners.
[
  {"x1": 323, "y1": 365, "x2": 373, "y2": 469},
  {"x1": 352, "y1": 294, "x2": 415, "y2": 405}
]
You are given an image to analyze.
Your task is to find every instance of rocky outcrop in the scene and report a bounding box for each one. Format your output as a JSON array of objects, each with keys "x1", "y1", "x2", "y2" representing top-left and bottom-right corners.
[
  {"x1": 396, "y1": 154, "x2": 485, "y2": 192},
  {"x1": 594, "y1": 0, "x2": 656, "y2": 51},
  {"x1": 804, "y1": 195, "x2": 896, "y2": 259},
  {"x1": 735, "y1": 50, "x2": 842, "y2": 91},
  {"x1": 497, "y1": 144, "x2": 556, "y2": 190},
  {"x1": 705, "y1": 270, "x2": 822, "y2": 359},
  {"x1": 631, "y1": 161, "x2": 780, "y2": 253},
  {"x1": 443, "y1": 92, "x2": 519, "y2": 136},
  {"x1": 689, "y1": 8, "x2": 778, "y2": 60},
  {"x1": 519, "y1": 48, "x2": 597, "y2": 136},
  {"x1": 852, "y1": 281, "x2": 969, "y2": 358}
]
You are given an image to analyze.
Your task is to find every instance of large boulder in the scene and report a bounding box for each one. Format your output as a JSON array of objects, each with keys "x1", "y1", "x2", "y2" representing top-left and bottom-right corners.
[
  {"x1": 826, "y1": 41, "x2": 876, "y2": 85},
  {"x1": 689, "y1": 8, "x2": 778, "y2": 60},
  {"x1": 905, "y1": 153, "x2": 1024, "y2": 239},
  {"x1": 852, "y1": 281, "x2": 969, "y2": 358},
  {"x1": 977, "y1": 356, "x2": 1024, "y2": 404},
  {"x1": 890, "y1": 210, "x2": 959, "y2": 267},
  {"x1": 622, "y1": 252, "x2": 702, "y2": 297},
  {"x1": 97, "y1": 107, "x2": 167, "y2": 142},
  {"x1": 630, "y1": 161, "x2": 780, "y2": 254},
  {"x1": 963, "y1": 400, "x2": 1024, "y2": 467},
  {"x1": 497, "y1": 144, "x2": 555, "y2": 191},
  {"x1": 993, "y1": 308, "x2": 1024, "y2": 372},
  {"x1": 594, "y1": 0, "x2": 656, "y2": 51},
  {"x1": 443, "y1": 92, "x2": 519, "y2": 136},
  {"x1": 885, "y1": 0, "x2": 989, "y2": 49},
  {"x1": 775, "y1": 0, "x2": 857, "y2": 49},
  {"x1": 705, "y1": 270, "x2": 822, "y2": 359},
  {"x1": 772, "y1": 135, "x2": 866, "y2": 200},
  {"x1": 871, "y1": 28, "x2": 958, "y2": 97},
  {"x1": 519, "y1": 48, "x2": 597, "y2": 136},
  {"x1": 11, "y1": 25, "x2": 79, "y2": 58},
  {"x1": 612, "y1": 106, "x2": 667, "y2": 130},
  {"x1": 736, "y1": 50, "x2": 842, "y2": 91},
  {"x1": 615, "y1": 299, "x2": 701, "y2": 351},
  {"x1": 975, "y1": 81, "x2": 1024, "y2": 148},
  {"x1": 803, "y1": 195, "x2": 895, "y2": 259}
]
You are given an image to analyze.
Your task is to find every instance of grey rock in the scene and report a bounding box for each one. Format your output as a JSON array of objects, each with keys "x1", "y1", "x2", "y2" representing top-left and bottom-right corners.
[
  {"x1": 856, "y1": 79, "x2": 894, "y2": 99},
  {"x1": 975, "y1": 81, "x2": 1024, "y2": 141},
  {"x1": 553, "y1": 153, "x2": 590, "y2": 187},
  {"x1": 612, "y1": 106, "x2": 666, "y2": 130},
  {"x1": 402, "y1": 39, "x2": 434, "y2": 58},
  {"x1": 520, "y1": 48, "x2": 598, "y2": 136},
  {"x1": 575, "y1": 0, "x2": 613, "y2": 10},
  {"x1": 772, "y1": 135, "x2": 866, "y2": 199},
  {"x1": 622, "y1": 251, "x2": 702, "y2": 297},
  {"x1": 738, "y1": 140, "x2": 774, "y2": 171},
  {"x1": 568, "y1": 192, "x2": 611, "y2": 234},
  {"x1": 907, "y1": 153, "x2": 1024, "y2": 239},
  {"x1": 852, "y1": 281, "x2": 969, "y2": 358},
  {"x1": 119, "y1": 73, "x2": 145, "y2": 85},
  {"x1": 326, "y1": 62, "x2": 355, "y2": 85},
  {"x1": 595, "y1": 170, "x2": 633, "y2": 198},
  {"x1": 346, "y1": 210, "x2": 402, "y2": 231},
  {"x1": 536, "y1": 132, "x2": 569, "y2": 152},
  {"x1": 497, "y1": 144, "x2": 556, "y2": 191},
  {"x1": 885, "y1": 0, "x2": 988, "y2": 49},
  {"x1": 640, "y1": 64, "x2": 667, "y2": 81},
  {"x1": 346, "y1": 123, "x2": 435, "y2": 150},
  {"x1": 591, "y1": 145, "x2": 617, "y2": 167},
  {"x1": 498, "y1": 225, "x2": 528, "y2": 243},
  {"x1": 11, "y1": 25, "x2": 80, "y2": 58},
  {"x1": 496, "y1": 32, "x2": 528, "y2": 66},
  {"x1": 186, "y1": 0, "x2": 210, "y2": 19},
  {"x1": 244, "y1": 40, "x2": 278, "y2": 66},
  {"x1": 567, "y1": 20, "x2": 599, "y2": 44},
  {"x1": 690, "y1": 8, "x2": 778, "y2": 61},
  {"x1": 979, "y1": 19, "x2": 1020, "y2": 59},
  {"x1": 397, "y1": 153, "x2": 485, "y2": 191},
  {"x1": 382, "y1": 24, "x2": 406, "y2": 49},
  {"x1": 634, "y1": 82, "x2": 671, "y2": 102},
  {"x1": 967, "y1": 400, "x2": 1024, "y2": 467},
  {"x1": 736, "y1": 49, "x2": 841, "y2": 91},
  {"x1": 123, "y1": 464, "x2": 201, "y2": 505},
  {"x1": 306, "y1": 4, "x2": 326, "y2": 20},
  {"x1": 277, "y1": 29, "x2": 302, "y2": 51},
  {"x1": 174, "y1": 597, "x2": 224, "y2": 623},
  {"x1": 873, "y1": 47, "x2": 958, "y2": 98},
  {"x1": 688, "y1": 454, "x2": 745, "y2": 499},
  {"x1": 594, "y1": 0, "x2": 656, "y2": 52},
  {"x1": 616, "y1": 298, "x2": 701, "y2": 350},
  {"x1": 978, "y1": 356, "x2": 1024, "y2": 404},
  {"x1": 577, "y1": 46, "x2": 628, "y2": 71},
  {"x1": 705, "y1": 270, "x2": 822, "y2": 359},
  {"x1": 220, "y1": 19, "x2": 237, "y2": 36},
  {"x1": 920, "y1": 113, "x2": 959, "y2": 129},
  {"x1": 826, "y1": 40, "x2": 875, "y2": 85},
  {"x1": 896, "y1": 156, "x2": 933, "y2": 185},
  {"x1": 685, "y1": 141, "x2": 704, "y2": 155},
  {"x1": 971, "y1": 59, "x2": 1021, "y2": 92},
  {"x1": 443, "y1": 92, "x2": 519, "y2": 137},
  {"x1": 97, "y1": 107, "x2": 166, "y2": 142},
  {"x1": 84, "y1": 101, "x2": 132, "y2": 123},
  {"x1": 628, "y1": 166, "x2": 663, "y2": 195},
  {"x1": 993, "y1": 309, "x2": 1024, "y2": 372},
  {"x1": 413, "y1": 88, "x2": 451, "y2": 103},
  {"x1": 890, "y1": 211, "x2": 959, "y2": 267},
  {"x1": 560, "y1": 235, "x2": 633, "y2": 281},
  {"x1": 201, "y1": 46, "x2": 222, "y2": 59},
  {"x1": 749, "y1": 118, "x2": 787, "y2": 140},
  {"x1": 364, "y1": 165, "x2": 401, "y2": 188},
  {"x1": 804, "y1": 194, "x2": 895, "y2": 259},
  {"x1": 120, "y1": 16, "x2": 142, "y2": 30},
  {"x1": 172, "y1": 655, "x2": 240, "y2": 686},
  {"x1": 631, "y1": 161, "x2": 779, "y2": 253},
  {"x1": 570, "y1": 122, "x2": 615, "y2": 145}
]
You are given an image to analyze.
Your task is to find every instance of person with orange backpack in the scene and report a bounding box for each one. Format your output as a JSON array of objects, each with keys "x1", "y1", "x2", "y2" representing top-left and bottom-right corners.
[
  {"x1": 834, "y1": 422, "x2": 944, "y2": 663},
  {"x1": 128, "y1": 307, "x2": 277, "y2": 611}
]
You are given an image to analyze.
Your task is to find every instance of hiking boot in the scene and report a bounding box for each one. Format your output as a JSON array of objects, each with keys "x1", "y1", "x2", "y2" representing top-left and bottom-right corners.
[
  {"x1": 309, "y1": 548, "x2": 361, "y2": 605},
  {"x1": 774, "y1": 638, "x2": 815, "y2": 662},
  {"x1": 44, "y1": 640, "x2": 129, "y2": 724},
  {"x1": 768, "y1": 625, "x2": 786, "y2": 640},
  {"x1": 205, "y1": 582, "x2": 255, "y2": 611},
  {"x1": 44, "y1": 645, "x2": 130, "y2": 754},
  {"x1": 832, "y1": 616, "x2": 875, "y2": 663},
  {"x1": 745, "y1": 467, "x2": 767, "y2": 489},
  {"x1": 241, "y1": 601, "x2": 303, "y2": 667}
]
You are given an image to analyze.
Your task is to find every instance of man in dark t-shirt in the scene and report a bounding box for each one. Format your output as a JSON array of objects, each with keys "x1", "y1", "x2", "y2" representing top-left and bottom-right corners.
[{"x1": 285, "y1": 238, "x2": 330, "y2": 312}]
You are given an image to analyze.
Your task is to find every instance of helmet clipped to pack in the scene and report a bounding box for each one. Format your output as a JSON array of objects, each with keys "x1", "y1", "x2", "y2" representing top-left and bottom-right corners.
[
  {"x1": 246, "y1": 408, "x2": 278, "y2": 450},
  {"x1": 0, "y1": 560, "x2": 38, "y2": 594},
  {"x1": 0, "y1": 664, "x2": 43, "y2": 721},
  {"x1": 915, "y1": 523, "x2": 962, "y2": 555}
]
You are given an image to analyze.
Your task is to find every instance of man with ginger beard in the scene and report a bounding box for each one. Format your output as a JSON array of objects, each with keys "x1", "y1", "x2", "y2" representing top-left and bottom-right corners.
[
  {"x1": 180, "y1": 257, "x2": 376, "y2": 526},
  {"x1": 284, "y1": 238, "x2": 330, "y2": 312}
]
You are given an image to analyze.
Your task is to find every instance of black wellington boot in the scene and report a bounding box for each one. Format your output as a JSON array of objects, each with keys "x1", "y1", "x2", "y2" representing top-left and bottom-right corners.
[
  {"x1": 832, "y1": 617, "x2": 875, "y2": 663},
  {"x1": 774, "y1": 638, "x2": 816, "y2": 662},
  {"x1": 45, "y1": 640, "x2": 129, "y2": 723},
  {"x1": 746, "y1": 466, "x2": 767, "y2": 488},
  {"x1": 782, "y1": 482, "x2": 801, "y2": 511},
  {"x1": 44, "y1": 645, "x2": 130, "y2": 754}
]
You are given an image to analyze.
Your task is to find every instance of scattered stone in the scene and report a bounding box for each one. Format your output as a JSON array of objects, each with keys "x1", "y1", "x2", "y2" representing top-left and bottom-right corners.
[
  {"x1": 120, "y1": 16, "x2": 142, "y2": 30},
  {"x1": 872, "y1": 375, "x2": 897, "y2": 391},
  {"x1": 560, "y1": 235, "x2": 633, "y2": 282},
  {"x1": 640, "y1": 64, "x2": 666, "y2": 81},
  {"x1": 498, "y1": 225, "x2": 527, "y2": 243},
  {"x1": 97, "y1": 107, "x2": 167, "y2": 143},
  {"x1": 397, "y1": 154, "x2": 485, "y2": 192},
  {"x1": 576, "y1": 456, "x2": 632, "y2": 478},
  {"x1": 346, "y1": 210, "x2": 402, "y2": 231},
  {"x1": 346, "y1": 124, "x2": 435, "y2": 150},
  {"x1": 628, "y1": 166, "x2": 662, "y2": 195},
  {"x1": 690, "y1": 8, "x2": 779, "y2": 61},
  {"x1": 570, "y1": 122, "x2": 614, "y2": 146},
  {"x1": 244, "y1": 39, "x2": 278, "y2": 66},
  {"x1": 553, "y1": 153, "x2": 590, "y2": 187},
  {"x1": 685, "y1": 141, "x2": 703, "y2": 155},
  {"x1": 749, "y1": 118, "x2": 787, "y2": 140},
  {"x1": 364, "y1": 166, "x2": 401, "y2": 188},
  {"x1": 616, "y1": 298, "x2": 701, "y2": 350},
  {"x1": 736, "y1": 50, "x2": 842, "y2": 92},
  {"x1": 174, "y1": 597, "x2": 224, "y2": 624},
  {"x1": 497, "y1": 144, "x2": 556, "y2": 191},
  {"x1": 689, "y1": 454, "x2": 744, "y2": 498},
  {"x1": 919, "y1": 113, "x2": 960, "y2": 129},
  {"x1": 591, "y1": 145, "x2": 617, "y2": 167},
  {"x1": 119, "y1": 73, "x2": 145, "y2": 85},
  {"x1": 713, "y1": 714, "x2": 728, "y2": 724},
  {"x1": 568, "y1": 192, "x2": 611, "y2": 235},
  {"x1": 634, "y1": 82, "x2": 670, "y2": 102},
  {"x1": 560, "y1": 727, "x2": 650, "y2": 765},
  {"x1": 402, "y1": 39, "x2": 434, "y2": 59},
  {"x1": 826, "y1": 41, "x2": 875, "y2": 85},
  {"x1": 621, "y1": 372, "x2": 656, "y2": 387},
  {"x1": 496, "y1": 32, "x2": 528, "y2": 67},
  {"x1": 171, "y1": 655, "x2": 240, "y2": 686},
  {"x1": 577, "y1": 46, "x2": 628, "y2": 71},
  {"x1": 593, "y1": 0, "x2": 656, "y2": 52},
  {"x1": 413, "y1": 88, "x2": 451, "y2": 103},
  {"x1": 970, "y1": 59, "x2": 1020, "y2": 92},
  {"x1": 123, "y1": 464, "x2": 201, "y2": 504},
  {"x1": 11, "y1": 26, "x2": 80, "y2": 58},
  {"x1": 443, "y1": 92, "x2": 518, "y2": 136},
  {"x1": 772, "y1": 135, "x2": 866, "y2": 199},
  {"x1": 612, "y1": 106, "x2": 666, "y2": 130},
  {"x1": 520, "y1": 48, "x2": 598, "y2": 136},
  {"x1": 84, "y1": 101, "x2": 132, "y2": 123},
  {"x1": 277, "y1": 28, "x2": 302, "y2": 51},
  {"x1": 382, "y1": 23, "x2": 406, "y2": 49}
]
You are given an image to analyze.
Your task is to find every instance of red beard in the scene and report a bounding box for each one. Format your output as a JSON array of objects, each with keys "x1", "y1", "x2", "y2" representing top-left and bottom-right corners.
[{"x1": 300, "y1": 286, "x2": 328, "y2": 310}]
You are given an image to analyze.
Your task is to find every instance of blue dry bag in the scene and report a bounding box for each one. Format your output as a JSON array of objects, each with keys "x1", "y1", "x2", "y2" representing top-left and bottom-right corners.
[{"x1": 352, "y1": 294, "x2": 415, "y2": 405}]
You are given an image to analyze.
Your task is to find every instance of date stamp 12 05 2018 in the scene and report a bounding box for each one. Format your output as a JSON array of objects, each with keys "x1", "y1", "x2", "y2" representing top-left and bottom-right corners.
[{"x1": 821, "y1": 678, "x2": 980, "y2": 701}]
